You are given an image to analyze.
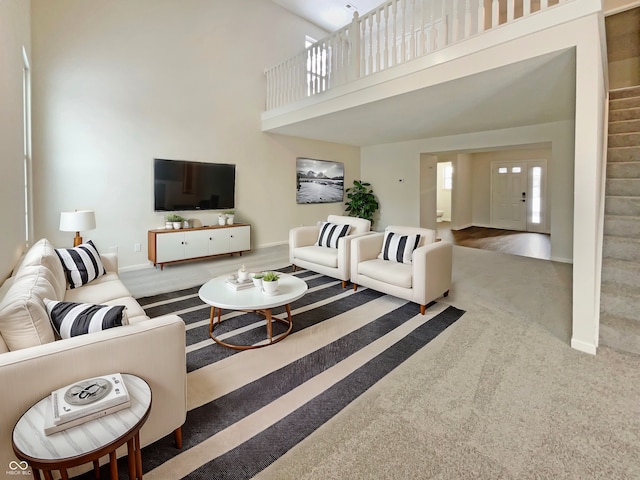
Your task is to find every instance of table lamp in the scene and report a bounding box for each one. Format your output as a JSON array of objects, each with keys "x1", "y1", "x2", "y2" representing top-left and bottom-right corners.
[{"x1": 59, "y1": 210, "x2": 96, "y2": 247}]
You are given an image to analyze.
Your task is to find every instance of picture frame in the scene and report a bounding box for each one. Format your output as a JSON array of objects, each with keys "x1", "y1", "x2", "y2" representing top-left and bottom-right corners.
[{"x1": 296, "y1": 158, "x2": 344, "y2": 204}]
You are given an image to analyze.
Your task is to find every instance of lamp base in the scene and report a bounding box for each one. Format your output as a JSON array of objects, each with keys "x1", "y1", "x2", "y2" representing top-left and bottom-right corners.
[{"x1": 73, "y1": 233, "x2": 83, "y2": 247}]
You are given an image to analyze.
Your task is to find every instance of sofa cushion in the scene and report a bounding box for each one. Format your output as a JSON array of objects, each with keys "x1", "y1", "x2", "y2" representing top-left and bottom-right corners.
[
  {"x1": 378, "y1": 231, "x2": 421, "y2": 264},
  {"x1": 44, "y1": 299, "x2": 129, "y2": 339},
  {"x1": 359, "y1": 258, "x2": 413, "y2": 289},
  {"x1": 102, "y1": 296, "x2": 148, "y2": 324},
  {"x1": 0, "y1": 269, "x2": 56, "y2": 350},
  {"x1": 13, "y1": 238, "x2": 67, "y2": 298},
  {"x1": 63, "y1": 273, "x2": 131, "y2": 305},
  {"x1": 55, "y1": 240, "x2": 106, "y2": 289},
  {"x1": 294, "y1": 245, "x2": 339, "y2": 268},
  {"x1": 315, "y1": 222, "x2": 351, "y2": 248}
]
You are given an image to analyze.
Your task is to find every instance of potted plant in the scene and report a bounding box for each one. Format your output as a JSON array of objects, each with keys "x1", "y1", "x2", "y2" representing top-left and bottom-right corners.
[
  {"x1": 166, "y1": 213, "x2": 184, "y2": 229},
  {"x1": 261, "y1": 271, "x2": 280, "y2": 294},
  {"x1": 218, "y1": 213, "x2": 226, "y2": 225},
  {"x1": 344, "y1": 180, "x2": 379, "y2": 225},
  {"x1": 224, "y1": 210, "x2": 235, "y2": 225},
  {"x1": 252, "y1": 272, "x2": 264, "y2": 288}
]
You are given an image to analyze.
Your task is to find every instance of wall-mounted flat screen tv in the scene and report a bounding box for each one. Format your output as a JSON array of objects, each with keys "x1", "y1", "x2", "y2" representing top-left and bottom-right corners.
[{"x1": 154, "y1": 158, "x2": 235, "y2": 211}]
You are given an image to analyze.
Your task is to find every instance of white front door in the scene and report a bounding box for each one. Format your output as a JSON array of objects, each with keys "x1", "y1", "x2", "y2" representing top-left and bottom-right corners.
[
  {"x1": 491, "y1": 162, "x2": 527, "y2": 230},
  {"x1": 491, "y1": 160, "x2": 548, "y2": 233}
]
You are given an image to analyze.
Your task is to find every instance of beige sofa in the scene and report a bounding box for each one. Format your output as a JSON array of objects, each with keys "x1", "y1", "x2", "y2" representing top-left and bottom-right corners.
[
  {"x1": 350, "y1": 226, "x2": 452, "y2": 314},
  {"x1": 0, "y1": 239, "x2": 186, "y2": 475},
  {"x1": 289, "y1": 214, "x2": 372, "y2": 287}
]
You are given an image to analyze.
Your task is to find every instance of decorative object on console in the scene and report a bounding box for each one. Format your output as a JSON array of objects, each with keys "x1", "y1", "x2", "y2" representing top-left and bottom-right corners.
[
  {"x1": 296, "y1": 158, "x2": 344, "y2": 204},
  {"x1": 218, "y1": 213, "x2": 226, "y2": 225},
  {"x1": 55, "y1": 240, "x2": 106, "y2": 289},
  {"x1": 344, "y1": 180, "x2": 379, "y2": 225},
  {"x1": 59, "y1": 210, "x2": 96, "y2": 247},
  {"x1": 165, "y1": 213, "x2": 184, "y2": 229},
  {"x1": 225, "y1": 210, "x2": 235, "y2": 225},
  {"x1": 44, "y1": 298, "x2": 128, "y2": 339},
  {"x1": 261, "y1": 271, "x2": 280, "y2": 295}
]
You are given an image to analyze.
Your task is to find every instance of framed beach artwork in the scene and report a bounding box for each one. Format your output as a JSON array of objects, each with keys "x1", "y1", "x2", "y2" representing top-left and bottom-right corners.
[{"x1": 296, "y1": 158, "x2": 345, "y2": 204}]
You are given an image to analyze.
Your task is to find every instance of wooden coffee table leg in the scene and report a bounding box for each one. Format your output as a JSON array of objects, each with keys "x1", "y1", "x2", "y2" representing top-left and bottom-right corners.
[
  {"x1": 265, "y1": 308, "x2": 273, "y2": 342},
  {"x1": 127, "y1": 438, "x2": 136, "y2": 480},
  {"x1": 109, "y1": 451, "x2": 118, "y2": 480},
  {"x1": 93, "y1": 460, "x2": 100, "y2": 478},
  {"x1": 135, "y1": 432, "x2": 143, "y2": 480}
]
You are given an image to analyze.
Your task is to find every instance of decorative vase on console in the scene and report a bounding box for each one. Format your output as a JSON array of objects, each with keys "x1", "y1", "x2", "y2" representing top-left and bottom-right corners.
[
  {"x1": 224, "y1": 210, "x2": 235, "y2": 225},
  {"x1": 218, "y1": 214, "x2": 226, "y2": 226}
]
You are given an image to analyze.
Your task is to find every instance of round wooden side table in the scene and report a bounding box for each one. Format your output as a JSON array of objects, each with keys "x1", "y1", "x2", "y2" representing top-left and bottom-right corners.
[{"x1": 12, "y1": 374, "x2": 152, "y2": 480}]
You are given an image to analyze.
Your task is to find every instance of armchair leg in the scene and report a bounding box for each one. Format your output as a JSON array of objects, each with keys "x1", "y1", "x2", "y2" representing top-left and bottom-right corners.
[
  {"x1": 420, "y1": 304, "x2": 426, "y2": 315},
  {"x1": 174, "y1": 427, "x2": 183, "y2": 449},
  {"x1": 353, "y1": 284, "x2": 358, "y2": 291},
  {"x1": 292, "y1": 264, "x2": 297, "y2": 272},
  {"x1": 444, "y1": 290, "x2": 449, "y2": 297},
  {"x1": 341, "y1": 280, "x2": 347, "y2": 288}
]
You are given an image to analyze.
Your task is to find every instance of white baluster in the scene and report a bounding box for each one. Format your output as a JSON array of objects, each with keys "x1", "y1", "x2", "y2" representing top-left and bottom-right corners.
[
  {"x1": 401, "y1": 0, "x2": 407, "y2": 62},
  {"x1": 383, "y1": 3, "x2": 389, "y2": 70},
  {"x1": 452, "y1": 0, "x2": 459, "y2": 42},
  {"x1": 391, "y1": 0, "x2": 398, "y2": 66},
  {"x1": 409, "y1": 0, "x2": 416, "y2": 60},
  {"x1": 541, "y1": 0, "x2": 548, "y2": 9},
  {"x1": 507, "y1": 0, "x2": 514, "y2": 22},
  {"x1": 464, "y1": 0, "x2": 472, "y2": 38},
  {"x1": 478, "y1": 0, "x2": 486, "y2": 32},
  {"x1": 491, "y1": 0, "x2": 499, "y2": 27},
  {"x1": 523, "y1": 0, "x2": 531, "y2": 15},
  {"x1": 368, "y1": 14, "x2": 374, "y2": 75}
]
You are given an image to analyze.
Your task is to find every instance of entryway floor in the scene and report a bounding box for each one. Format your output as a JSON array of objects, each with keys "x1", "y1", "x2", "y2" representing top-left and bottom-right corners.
[{"x1": 437, "y1": 222, "x2": 551, "y2": 261}]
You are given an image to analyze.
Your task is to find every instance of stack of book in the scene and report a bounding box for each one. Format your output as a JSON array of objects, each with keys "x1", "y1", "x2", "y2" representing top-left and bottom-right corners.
[
  {"x1": 226, "y1": 277, "x2": 254, "y2": 290},
  {"x1": 44, "y1": 373, "x2": 131, "y2": 435}
]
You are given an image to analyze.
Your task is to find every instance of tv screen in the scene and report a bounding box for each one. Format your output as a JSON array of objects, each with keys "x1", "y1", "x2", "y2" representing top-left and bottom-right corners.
[{"x1": 154, "y1": 159, "x2": 235, "y2": 211}]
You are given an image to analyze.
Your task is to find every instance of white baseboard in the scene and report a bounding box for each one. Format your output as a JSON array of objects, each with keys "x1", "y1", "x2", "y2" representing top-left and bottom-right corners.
[
  {"x1": 450, "y1": 223, "x2": 473, "y2": 231},
  {"x1": 550, "y1": 256, "x2": 573, "y2": 264},
  {"x1": 571, "y1": 338, "x2": 597, "y2": 355},
  {"x1": 119, "y1": 263, "x2": 155, "y2": 273}
]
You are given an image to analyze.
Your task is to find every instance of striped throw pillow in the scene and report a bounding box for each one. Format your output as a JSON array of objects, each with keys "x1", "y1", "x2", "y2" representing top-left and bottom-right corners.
[
  {"x1": 44, "y1": 299, "x2": 129, "y2": 339},
  {"x1": 55, "y1": 240, "x2": 106, "y2": 289},
  {"x1": 378, "y1": 231, "x2": 421, "y2": 264},
  {"x1": 315, "y1": 222, "x2": 351, "y2": 248}
]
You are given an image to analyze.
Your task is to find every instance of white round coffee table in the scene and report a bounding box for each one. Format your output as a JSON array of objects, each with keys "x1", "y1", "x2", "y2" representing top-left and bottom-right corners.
[{"x1": 198, "y1": 273, "x2": 308, "y2": 350}]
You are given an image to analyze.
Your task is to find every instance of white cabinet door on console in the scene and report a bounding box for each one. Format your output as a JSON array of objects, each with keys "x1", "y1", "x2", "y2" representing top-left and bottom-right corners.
[
  {"x1": 155, "y1": 232, "x2": 185, "y2": 263},
  {"x1": 229, "y1": 225, "x2": 250, "y2": 252},
  {"x1": 184, "y1": 230, "x2": 209, "y2": 259}
]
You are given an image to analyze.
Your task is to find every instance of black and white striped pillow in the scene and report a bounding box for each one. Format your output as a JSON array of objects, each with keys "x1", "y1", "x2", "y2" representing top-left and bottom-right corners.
[
  {"x1": 55, "y1": 240, "x2": 105, "y2": 289},
  {"x1": 378, "y1": 231, "x2": 421, "y2": 264},
  {"x1": 315, "y1": 222, "x2": 351, "y2": 248},
  {"x1": 44, "y1": 299, "x2": 128, "y2": 339}
]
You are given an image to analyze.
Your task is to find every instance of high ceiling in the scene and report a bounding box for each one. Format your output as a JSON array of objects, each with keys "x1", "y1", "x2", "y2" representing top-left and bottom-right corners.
[{"x1": 271, "y1": 0, "x2": 383, "y2": 32}]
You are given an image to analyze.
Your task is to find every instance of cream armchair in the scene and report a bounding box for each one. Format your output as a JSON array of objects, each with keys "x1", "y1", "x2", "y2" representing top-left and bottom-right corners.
[
  {"x1": 289, "y1": 215, "x2": 372, "y2": 287},
  {"x1": 350, "y1": 225, "x2": 452, "y2": 314}
]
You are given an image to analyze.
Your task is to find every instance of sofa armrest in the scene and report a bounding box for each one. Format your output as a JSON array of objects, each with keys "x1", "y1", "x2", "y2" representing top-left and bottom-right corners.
[
  {"x1": 412, "y1": 241, "x2": 453, "y2": 304},
  {"x1": 100, "y1": 253, "x2": 118, "y2": 273},
  {"x1": 0, "y1": 315, "x2": 186, "y2": 474},
  {"x1": 351, "y1": 233, "x2": 384, "y2": 278},
  {"x1": 289, "y1": 226, "x2": 320, "y2": 262}
]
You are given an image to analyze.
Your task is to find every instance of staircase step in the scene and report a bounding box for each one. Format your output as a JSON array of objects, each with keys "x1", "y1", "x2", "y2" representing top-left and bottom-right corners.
[
  {"x1": 608, "y1": 132, "x2": 640, "y2": 148},
  {"x1": 599, "y1": 313, "x2": 640, "y2": 356},
  {"x1": 610, "y1": 96, "x2": 640, "y2": 110},
  {"x1": 609, "y1": 119, "x2": 640, "y2": 134},
  {"x1": 604, "y1": 215, "x2": 640, "y2": 238},
  {"x1": 610, "y1": 86, "x2": 640, "y2": 100},
  {"x1": 606, "y1": 178, "x2": 640, "y2": 196},
  {"x1": 601, "y1": 282, "x2": 640, "y2": 320},
  {"x1": 603, "y1": 235, "x2": 640, "y2": 262},
  {"x1": 609, "y1": 107, "x2": 640, "y2": 122},
  {"x1": 601, "y1": 258, "x2": 640, "y2": 289},
  {"x1": 605, "y1": 196, "x2": 640, "y2": 216},
  {"x1": 608, "y1": 146, "x2": 640, "y2": 162},
  {"x1": 607, "y1": 161, "x2": 640, "y2": 178}
]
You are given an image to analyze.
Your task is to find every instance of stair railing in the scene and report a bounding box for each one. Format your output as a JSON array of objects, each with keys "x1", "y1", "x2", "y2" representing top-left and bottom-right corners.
[{"x1": 265, "y1": 0, "x2": 566, "y2": 111}]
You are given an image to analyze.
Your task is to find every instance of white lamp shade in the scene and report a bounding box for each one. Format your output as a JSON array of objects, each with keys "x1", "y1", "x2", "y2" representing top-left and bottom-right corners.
[{"x1": 59, "y1": 210, "x2": 96, "y2": 232}]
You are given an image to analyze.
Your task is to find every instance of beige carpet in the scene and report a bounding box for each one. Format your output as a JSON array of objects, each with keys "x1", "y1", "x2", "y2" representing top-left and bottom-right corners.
[{"x1": 122, "y1": 245, "x2": 640, "y2": 479}]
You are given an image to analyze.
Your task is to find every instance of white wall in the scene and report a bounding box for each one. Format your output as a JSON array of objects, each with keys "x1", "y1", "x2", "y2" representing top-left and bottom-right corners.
[
  {"x1": 0, "y1": 0, "x2": 30, "y2": 279},
  {"x1": 436, "y1": 162, "x2": 452, "y2": 222},
  {"x1": 30, "y1": 0, "x2": 358, "y2": 269}
]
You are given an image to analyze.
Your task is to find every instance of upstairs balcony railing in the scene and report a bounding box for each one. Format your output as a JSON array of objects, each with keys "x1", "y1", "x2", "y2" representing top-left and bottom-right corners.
[{"x1": 265, "y1": 0, "x2": 566, "y2": 111}]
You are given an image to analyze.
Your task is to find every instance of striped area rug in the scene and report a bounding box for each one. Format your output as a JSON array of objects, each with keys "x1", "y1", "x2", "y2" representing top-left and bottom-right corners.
[{"x1": 134, "y1": 270, "x2": 464, "y2": 479}]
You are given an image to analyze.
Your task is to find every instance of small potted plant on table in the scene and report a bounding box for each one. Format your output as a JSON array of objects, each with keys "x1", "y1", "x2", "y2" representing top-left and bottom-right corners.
[{"x1": 261, "y1": 271, "x2": 280, "y2": 295}]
